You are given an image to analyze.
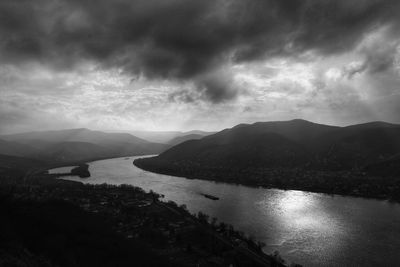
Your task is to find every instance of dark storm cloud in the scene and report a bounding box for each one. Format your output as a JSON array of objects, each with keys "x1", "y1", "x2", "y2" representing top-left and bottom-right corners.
[
  {"x1": 363, "y1": 45, "x2": 398, "y2": 75},
  {"x1": 168, "y1": 71, "x2": 240, "y2": 104},
  {"x1": 195, "y1": 70, "x2": 241, "y2": 103},
  {"x1": 1, "y1": 0, "x2": 400, "y2": 102}
]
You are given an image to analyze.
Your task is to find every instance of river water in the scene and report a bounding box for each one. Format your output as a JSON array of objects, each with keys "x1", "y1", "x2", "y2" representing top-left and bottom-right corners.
[{"x1": 50, "y1": 156, "x2": 400, "y2": 266}]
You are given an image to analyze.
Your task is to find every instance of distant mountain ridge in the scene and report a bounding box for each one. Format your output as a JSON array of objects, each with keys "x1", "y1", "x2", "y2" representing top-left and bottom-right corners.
[
  {"x1": 167, "y1": 134, "x2": 205, "y2": 145},
  {"x1": 129, "y1": 130, "x2": 215, "y2": 144},
  {"x1": 2, "y1": 128, "x2": 150, "y2": 145},
  {"x1": 0, "y1": 128, "x2": 168, "y2": 163},
  {"x1": 135, "y1": 119, "x2": 400, "y2": 175}
]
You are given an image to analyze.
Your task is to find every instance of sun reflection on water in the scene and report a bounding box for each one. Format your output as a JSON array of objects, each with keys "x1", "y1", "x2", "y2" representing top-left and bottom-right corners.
[
  {"x1": 274, "y1": 190, "x2": 330, "y2": 230},
  {"x1": 256, "y1": 189, "x2": 344, "y2": 263},
  {"x1": 278, "y1": 190, "x2": 311, "y2": 212}
]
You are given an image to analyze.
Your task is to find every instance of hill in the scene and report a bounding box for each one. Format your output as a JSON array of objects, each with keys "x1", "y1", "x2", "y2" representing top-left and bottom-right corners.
[
  {"x1": 137, "y1": 119, "x2": 400, "y2": 171},
  {"x1": 0, "y1": 154, "x2": 45, "y2": 181},
  {"x1": 130, "y1": 130, "x2": 215, "y2": 144},
  {"x1": 134, "y1": 119, "x2": 400, "y2": 200},
  {"x1": 365, "y1": 153, "x2": 400, "y2": 177},
  {"x1": 0, "y1": 128, "x2": 168, "y2": 163},
  {"x1": 167, "y1": 134, "x2": 205, "y2": 145},
  {"x1": 0, "y1": 139, "x2": 37, "y2": 157},
  {"x1": 2, "y1": 128, "x2": 156, "y2": 146}
]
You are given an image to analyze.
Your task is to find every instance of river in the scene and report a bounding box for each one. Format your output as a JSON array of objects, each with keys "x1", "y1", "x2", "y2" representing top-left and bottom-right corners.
[{"x1": 50, "y1": 156, "x2": 400, "y2": 267}]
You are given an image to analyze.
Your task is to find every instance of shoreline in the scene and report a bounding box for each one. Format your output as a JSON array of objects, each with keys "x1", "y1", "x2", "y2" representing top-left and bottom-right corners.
[
  {"x1": 45, "y1": 154, "x2": 400, "y2": 204},
  {"x1": 21, "y1": 155, "x2": 399, "y2": 266},
  {"x1": 47, "y1": 155, "x2": 400, "y2": 204},
  {"x1": 9, "y1": 169, "x2": 290, "y2": 267},
  {"x1": 133, "y1": 158, "x2": 400, "y2": 204},
  {"x1": 42, "y1": 155, "x2": 152, "y2": 180}
]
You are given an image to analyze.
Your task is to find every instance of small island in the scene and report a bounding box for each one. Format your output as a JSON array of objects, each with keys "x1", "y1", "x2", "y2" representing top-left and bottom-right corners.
[{"x1": 71, "y1": 164, "x2": 91, "y2": 178}]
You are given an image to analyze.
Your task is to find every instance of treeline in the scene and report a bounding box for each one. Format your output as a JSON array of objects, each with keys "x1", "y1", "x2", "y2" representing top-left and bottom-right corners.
[{"x1": 134, "y1": 158, "x2": 400, "y2": 202}]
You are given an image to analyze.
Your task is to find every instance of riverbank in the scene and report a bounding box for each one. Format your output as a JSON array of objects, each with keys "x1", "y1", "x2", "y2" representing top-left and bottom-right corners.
[
  {"x1": 1, "y1": 167, "x2": 291, "y2": 267},
  {"x1": 41, "y1": 156, "x2": 400, "y2": 267},
  {"x1": 133, "y1": 157, "x2": 400, "y2": 203}
]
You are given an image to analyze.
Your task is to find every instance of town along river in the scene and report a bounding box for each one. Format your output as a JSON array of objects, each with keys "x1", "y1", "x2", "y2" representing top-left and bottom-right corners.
[{"x1": 50, "y1": 156, "x2": 400, "y2": 267}]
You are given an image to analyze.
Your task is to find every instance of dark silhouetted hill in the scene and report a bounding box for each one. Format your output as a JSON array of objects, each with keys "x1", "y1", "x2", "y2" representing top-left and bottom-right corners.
[
  {"x1": 0, "y1": 197, "x2": 175, "y2": 267},
  {"x1": 365, "y1": 153, "x2": 400, "y2": 177},
  {"x1": 135, "y1": 119, "x2": 400, "y2": 176},
  {"x1": 315, "y1": 121, "x2": 400, "y2": 169},
  {"x1": 134, "y1": 119, "x2": 400, "y2": 200},
  {"x1": 0, "y1": 139, "x2": 37, "y2": 157},
  {"x1": 0, "y1": 154, "x2": 45, "y2": 180}
]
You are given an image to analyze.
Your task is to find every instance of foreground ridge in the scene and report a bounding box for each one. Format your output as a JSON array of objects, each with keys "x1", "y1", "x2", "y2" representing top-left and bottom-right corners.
[{"x1": 0, "y1": 165, "x2": 294, "y2": 267}]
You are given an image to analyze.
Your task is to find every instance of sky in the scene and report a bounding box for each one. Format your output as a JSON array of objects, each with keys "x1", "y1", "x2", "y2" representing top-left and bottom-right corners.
[{"x1": 1, "y1": 0, "x2": 400, "y2": 134}]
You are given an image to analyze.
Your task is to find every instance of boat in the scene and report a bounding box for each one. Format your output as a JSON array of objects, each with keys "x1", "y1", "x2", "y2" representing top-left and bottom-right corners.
[{"x1": 201, "y1": 193, "x2": 219, "y2": 200}]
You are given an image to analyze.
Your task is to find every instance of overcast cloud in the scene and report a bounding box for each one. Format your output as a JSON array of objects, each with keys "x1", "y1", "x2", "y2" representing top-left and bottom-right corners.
[{"x1": 1, "y1": 0, "x2": 400, "y2": 133}]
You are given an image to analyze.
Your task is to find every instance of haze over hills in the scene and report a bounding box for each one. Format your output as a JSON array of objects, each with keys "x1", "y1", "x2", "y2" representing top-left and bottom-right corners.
[
  {"x1": 167, "y1": 134, "x2": 205, "y2": 146},
  {"x1": 134, "y1": 119, "x2": 400, "y2": 179},
  {"x1": 0, "y1": 128, "x2": 168, "y2": 163},
  {"x1": 2, "y1": 128, "x2": 151, "y2": 145},
  {"x1": 129, "y1": 130, "x2": 215, "y2": 144}
]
